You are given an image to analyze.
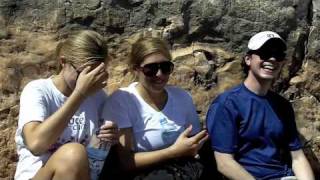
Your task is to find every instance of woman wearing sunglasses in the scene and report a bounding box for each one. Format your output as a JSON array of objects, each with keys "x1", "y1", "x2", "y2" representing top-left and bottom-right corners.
[
  {"x1": 103, "y1": 37, "x2": 208, "y2": 179},
  {"x1": 14, "y1": 30, "x2": 118, "y2": 180}
]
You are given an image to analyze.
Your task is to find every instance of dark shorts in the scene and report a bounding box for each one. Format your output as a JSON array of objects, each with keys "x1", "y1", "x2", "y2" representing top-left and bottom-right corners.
[
  {"x1": 133, "y1": 158, "x2": 203, "y2": 180},
  {"x1": 99, "y1": 141, "x2": 222, "y2": 180}
]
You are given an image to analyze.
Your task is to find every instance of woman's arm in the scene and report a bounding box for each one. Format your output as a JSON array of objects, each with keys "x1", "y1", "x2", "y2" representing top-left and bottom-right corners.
[
  {"x1": 117, "y1": 125, "x2": 208, "y2": 172},
  {"x1": 23, "y1": 89, "x2": 86, "y2": 155},
  {"x1": 23, "y1": 64, "x2": 107, "y2": 155}
]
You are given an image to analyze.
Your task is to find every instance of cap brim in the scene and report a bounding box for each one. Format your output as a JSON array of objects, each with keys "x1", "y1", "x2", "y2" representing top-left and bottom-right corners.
[{"x1": 261, "y1": 38, "x2": 287, "y2": 51}]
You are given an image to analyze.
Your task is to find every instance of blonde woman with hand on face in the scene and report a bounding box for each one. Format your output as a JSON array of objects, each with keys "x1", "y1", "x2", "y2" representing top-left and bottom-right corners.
[
  {"x1": 14, "y1": 30, "x2": 118, "y2": 180},
  {"x1": 103, "y1": 37, "x2": 208, "y2": 179}
]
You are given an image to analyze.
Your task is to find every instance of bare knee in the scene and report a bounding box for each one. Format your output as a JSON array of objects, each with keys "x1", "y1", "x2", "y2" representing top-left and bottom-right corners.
[
  {"x1": 33, "y1": 143, "x2": 89, "y2": 180},
  {"x1": 52, "y1": 143, "x2": 89, "y2": 178},
  {"x1": 57, "y1": 143, "x2": 88, "y2": 165}
]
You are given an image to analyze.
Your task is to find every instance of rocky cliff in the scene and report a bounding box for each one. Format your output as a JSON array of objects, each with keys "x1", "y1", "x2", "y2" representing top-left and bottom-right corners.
[{"x1": 0, "y1": 0, "x2": 319, "y2": 179}]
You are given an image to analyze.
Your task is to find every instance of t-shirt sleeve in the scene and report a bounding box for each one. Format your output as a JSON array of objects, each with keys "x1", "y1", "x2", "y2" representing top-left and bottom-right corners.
[
  {"x1": 95, "y1": 90, "x2": 108, "y2": 120},
  {"x1": 206, "y1": 99, "x2": 238, "y2": 154},
  {"x1": 18, "y1": 82, "x2": 48, "y2": 129},
  {"x1": 185, "y1": 92, "x2": 201, "y2": 135},
  {"x1": 102, "y1": 90, "x2": 132, "y2": 128},
  {"x1": 285, "y1": 102, "x2": 302, "y2": 151}
]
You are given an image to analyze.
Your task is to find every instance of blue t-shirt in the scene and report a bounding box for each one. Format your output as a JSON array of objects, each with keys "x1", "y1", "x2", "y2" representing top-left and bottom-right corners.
[{"x1": 206, "y1": 84, "x2": 301, "y2": 180}]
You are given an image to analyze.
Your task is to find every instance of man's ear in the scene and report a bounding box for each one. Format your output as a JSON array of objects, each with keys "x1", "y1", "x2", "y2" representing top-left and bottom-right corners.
[{"x1": 244, "y1": 55, "x2": 251, "y2": 66}]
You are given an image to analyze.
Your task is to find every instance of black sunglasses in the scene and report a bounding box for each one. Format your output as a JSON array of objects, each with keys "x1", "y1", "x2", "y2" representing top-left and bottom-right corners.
[
  {"x1": 138, "y1": 61, "x2": 174, "y2": 77},
  {"x1": 70, "y1": 63, "x2": 81, "y2": 74},
  {"x1": 250, "y1": 50, "x2": 286, "y2": 61},
  {"x1": 69, "y1": 63, "x2": 82, "y2": 82},
  {"x1": 69, "y1": 60, "x2": 103, "y2": 81},
  {"x1": 70, "y1": 60, "x2": 103, "y2": 73}
]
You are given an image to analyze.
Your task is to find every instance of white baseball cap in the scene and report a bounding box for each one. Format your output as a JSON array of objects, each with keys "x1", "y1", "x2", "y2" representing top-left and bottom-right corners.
[{"x1": 248, "y1": 31, "x2": 286, "y2": 51}]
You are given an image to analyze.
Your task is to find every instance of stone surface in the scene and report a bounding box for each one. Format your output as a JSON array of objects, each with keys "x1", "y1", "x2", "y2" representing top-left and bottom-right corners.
[{"x1": 0, "y1": 0, "x2": 320, "y2": 179}]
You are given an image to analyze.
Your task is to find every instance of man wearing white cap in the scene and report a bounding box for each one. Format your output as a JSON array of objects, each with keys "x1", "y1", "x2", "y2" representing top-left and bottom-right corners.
[{"x1": 206, "y1": 31, "x2": 314, "y2": 180}]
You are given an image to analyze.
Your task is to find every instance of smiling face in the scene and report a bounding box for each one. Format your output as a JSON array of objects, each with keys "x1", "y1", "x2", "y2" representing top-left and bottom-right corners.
[
  {"x1": 246, "y1": 54, "x2": 284, "y2": 81},
  {"x1": 136, "y1": 53, "x2": 172, "y2": 93},
  {"x1": 245, "y1": 42, "x2": 286, "y2": 82}
]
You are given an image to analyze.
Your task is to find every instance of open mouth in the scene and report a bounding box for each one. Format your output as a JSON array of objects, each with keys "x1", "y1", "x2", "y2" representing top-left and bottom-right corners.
[
  {"x1": 262, "y1": 62, "x2": 277, "y2": 72},
  {"x1": 153, "y1": 79, "x2": 166, "y2": 84}
]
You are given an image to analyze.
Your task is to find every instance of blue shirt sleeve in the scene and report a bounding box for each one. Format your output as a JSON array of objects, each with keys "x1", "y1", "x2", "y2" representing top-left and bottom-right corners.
[
  {"x1": 206, "y1": 99, "x2": 239, "y2": 154},
  {"x1": 284, "y1": 102, "x2": 302, "y2": 151}
]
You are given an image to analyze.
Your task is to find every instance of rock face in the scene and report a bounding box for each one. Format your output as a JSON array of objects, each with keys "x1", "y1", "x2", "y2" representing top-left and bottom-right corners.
[{"x1": 1, "y1": 0, "x2": 320, "y2": 178}]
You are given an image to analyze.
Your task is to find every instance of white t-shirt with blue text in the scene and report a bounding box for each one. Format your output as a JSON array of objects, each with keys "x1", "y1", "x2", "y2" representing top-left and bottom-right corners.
[
  {"x1": 14, "y1": 78, "x2": 107, "y2": 180},
  {"x1": 103, "y1": 82, "x2": 201, "y2": 152}
]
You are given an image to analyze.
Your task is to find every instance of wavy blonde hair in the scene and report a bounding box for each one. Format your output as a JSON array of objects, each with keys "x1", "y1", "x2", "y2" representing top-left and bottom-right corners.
[
  {"x1": 55, "y1": 30, "x2": 108, "y2": 72},
  {"x1": 129, "y1": 37, "x2": 171, "y2": 71}
]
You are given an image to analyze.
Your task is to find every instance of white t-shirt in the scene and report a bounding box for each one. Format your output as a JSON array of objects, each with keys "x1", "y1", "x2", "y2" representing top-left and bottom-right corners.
[
  {"x1": 14, "y1": 78, "x2": 107, "y2": 180},
  {"x1": 103, "y1": 82, "x2": 201, "y2": 152}
]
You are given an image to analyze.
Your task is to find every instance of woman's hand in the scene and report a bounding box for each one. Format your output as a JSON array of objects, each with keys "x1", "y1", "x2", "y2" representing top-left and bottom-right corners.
[
  {"x1": 97, "y1": 121, "x2": 119, "y2": 145},
  {"x1": 168, "y1": 125, "x2": 208, "y2": 158},
  {"x1": 74, "y1": 62, "x2": 108, "y2": 97}
]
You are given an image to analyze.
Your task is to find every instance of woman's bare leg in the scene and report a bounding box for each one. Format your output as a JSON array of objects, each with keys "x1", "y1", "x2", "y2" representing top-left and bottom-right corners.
[{"x1": 32, "y1": 143, "x2": 90, "y2": 180}]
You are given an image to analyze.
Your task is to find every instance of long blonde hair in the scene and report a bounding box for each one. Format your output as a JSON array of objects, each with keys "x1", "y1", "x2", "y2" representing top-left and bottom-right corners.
[{"x1": 55, "y1": 30, "x2": 108, "y2": 72}]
